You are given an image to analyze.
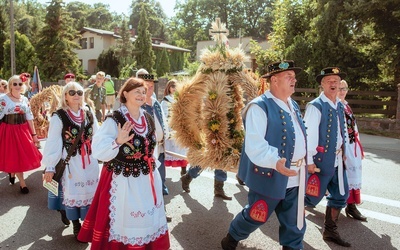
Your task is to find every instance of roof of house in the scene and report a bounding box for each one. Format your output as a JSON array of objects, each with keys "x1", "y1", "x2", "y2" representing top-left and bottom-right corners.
[
  {"x1": 81, "y1": 27, "x2": 190, "y2": 53},
  {"x1": 81, "y1": 27, "x2": 121, "y2": 38}
]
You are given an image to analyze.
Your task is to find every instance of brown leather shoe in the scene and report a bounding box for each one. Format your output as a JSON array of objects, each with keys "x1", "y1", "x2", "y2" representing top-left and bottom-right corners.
[
  {"x1": 214, "y1": 180, "x2": 232, "y2": 200},
  {"x1": 180, "y1": 174, "x2": 192, "y2": 193},
  {"x1": 345, "y1": 203, "x2": 367, "y2": 222}
]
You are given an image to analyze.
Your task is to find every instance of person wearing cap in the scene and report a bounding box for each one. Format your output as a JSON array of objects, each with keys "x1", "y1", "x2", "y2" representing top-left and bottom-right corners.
[
  {"x1": 137, "y1": 69, "x2": 171, "y2": 219},
  {"x1": 88, "y1": 71, "x2": 107, "y2": 122},
  {"x1": 221, "y1": 60, "x2": 307, "y2": 250},
  {"x1": 64, "y1": 73, "x2": 75, "y2": 84},
  {"x1": 20, "y1": 72, "x2": 32, "y2": 99},
  {"x1": 303, "y1": 67, "x2": 351, "y2": 247},
  {"x1": 104, "y1": 74, "x2": 116, "y2": 114}
]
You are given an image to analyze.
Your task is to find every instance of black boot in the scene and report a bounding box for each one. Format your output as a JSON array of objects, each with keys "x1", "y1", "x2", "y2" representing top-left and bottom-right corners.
[
  {"x1": 214, "y1": 180, "x2": 232, "y2": 200},
  {"x1": 180, "y1": 173, "x2": 193, "y2": 193},
  {"x1": 221, "y1": 233, "x2": 238, "y2": 250},
  {"x1": 72, "y1": 220, "x2": 81, "y2": 238},
  {"x1": 236, "y1": 174, "x2": 245, "y2": 186},
  {"x1": 345, "y1": 203, "x2": 367, "y2": 221},
  {"x1": 323, "y1": 206, "x2": 351, "y2": 247},
  {"x1": 180, "y1": 167, "x2": 187, "y2": 176},
  {"x1": 59, "y1": 210, "x2": 70, "y2": 225}
]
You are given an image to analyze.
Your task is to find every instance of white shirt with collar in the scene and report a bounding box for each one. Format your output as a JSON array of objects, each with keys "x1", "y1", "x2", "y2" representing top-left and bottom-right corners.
[{"x1": 243, "y1": 91, "x2": 306, "y2": 188}]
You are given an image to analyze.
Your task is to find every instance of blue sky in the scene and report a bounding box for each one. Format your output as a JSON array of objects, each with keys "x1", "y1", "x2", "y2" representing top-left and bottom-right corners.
[{"x1": 36, "y1": 0, "x2": 177, "y2": 18}]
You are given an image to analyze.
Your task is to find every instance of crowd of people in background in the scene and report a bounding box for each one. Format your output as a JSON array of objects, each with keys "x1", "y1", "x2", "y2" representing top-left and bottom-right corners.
[{"x1": 0, "y1": 62, "x2": 367, "y2": 250}]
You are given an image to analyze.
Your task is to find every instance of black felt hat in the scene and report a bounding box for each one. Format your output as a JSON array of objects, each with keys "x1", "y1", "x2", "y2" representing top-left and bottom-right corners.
[
  {"x1": 261, "y1": 60, "x2": 302, "y2": 78},
  {"x1": 316, "y1": 67, "x2": 347, "y2": 83}
]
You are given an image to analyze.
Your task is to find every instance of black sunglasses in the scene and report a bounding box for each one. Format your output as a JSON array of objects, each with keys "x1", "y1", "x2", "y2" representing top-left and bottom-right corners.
[
  {"x1": 13, "y1": 82, "x2": 23, "y2": 87},
  {"x1": 68, "y1": 90, "x2": 83, "y2": 96}
]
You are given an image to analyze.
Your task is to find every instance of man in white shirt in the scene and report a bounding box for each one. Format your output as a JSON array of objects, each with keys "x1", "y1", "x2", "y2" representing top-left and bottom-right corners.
[
  {"x1": 221, "y1": 60, "x2": 307, "y2": 250},
  {"x1": 303, "y1": 67, "x2": 351, "y2": 247}
]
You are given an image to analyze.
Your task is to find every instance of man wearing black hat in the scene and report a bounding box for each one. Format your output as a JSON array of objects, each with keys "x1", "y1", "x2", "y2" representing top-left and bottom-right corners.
[
  {"x1": 137, "y1": 69, "x2": 171, "y2": 222},
  {"x1": 303, "y1": 67, "x2": 351, "y2": 247},
  {"x1": 221, "y1": 60, "x2": 307, "y2": 250}
]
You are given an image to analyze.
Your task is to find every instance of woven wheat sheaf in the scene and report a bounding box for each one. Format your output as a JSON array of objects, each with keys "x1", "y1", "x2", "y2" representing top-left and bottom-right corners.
[
  {"x1": 170, "y1": 46, "x2": 259, "y2": 171},
  {"x1": 30, "y1": 85, "x2": 63, "y2": 138}
]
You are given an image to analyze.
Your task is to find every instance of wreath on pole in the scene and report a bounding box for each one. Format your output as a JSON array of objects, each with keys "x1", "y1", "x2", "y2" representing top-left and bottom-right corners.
[{"x1": 170, "y1": 18, "x2": 259, "y2": 171}]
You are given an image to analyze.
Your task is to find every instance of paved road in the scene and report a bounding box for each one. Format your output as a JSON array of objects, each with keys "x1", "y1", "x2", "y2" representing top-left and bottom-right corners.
[{"x1": 0, "y1": 134, "x2": 399, "y2": 249}]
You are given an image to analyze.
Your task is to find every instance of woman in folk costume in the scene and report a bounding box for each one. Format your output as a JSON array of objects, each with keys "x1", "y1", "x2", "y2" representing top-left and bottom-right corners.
[
  {"x1": 42, "y1": 82, "x2": 100, "y2": 239},
  {"x1": 337, "y1": 80, "x2": 367, "y2": 221},
  {"x1": 0, "y1": 75, "x2": 42, "y2": 194},
  {"x1": 160, "y1": 79, "x2": 188, "y2": 175},
  {"x1": 78, "y1": 77, "x2": 170, "y2": 250}
]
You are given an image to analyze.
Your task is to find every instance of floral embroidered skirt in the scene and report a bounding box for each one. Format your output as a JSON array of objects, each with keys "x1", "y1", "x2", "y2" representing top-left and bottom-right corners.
[{"x1": 78, "y1": 167, "x2": 170, "y2": 250}]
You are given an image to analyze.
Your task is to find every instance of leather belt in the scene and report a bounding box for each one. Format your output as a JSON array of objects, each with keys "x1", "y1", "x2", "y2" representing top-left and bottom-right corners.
[
  {"x1": 290, "y1": 158, "x2": 303, "y2": 167},
  {"x1": 2, "y1": 114, "x2": 27, "y2": 124}
]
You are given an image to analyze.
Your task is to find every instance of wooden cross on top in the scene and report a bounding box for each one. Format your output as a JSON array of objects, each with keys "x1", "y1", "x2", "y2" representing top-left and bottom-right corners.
[{"x1": 209, "y1": 17, "x2": 229, "y2": 45}]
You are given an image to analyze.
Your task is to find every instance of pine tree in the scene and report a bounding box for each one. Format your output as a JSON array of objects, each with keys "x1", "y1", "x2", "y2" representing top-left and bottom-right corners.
[
  {"x1": 35, "y1": 0, "x2": 80, "y2": 81},
  {"x1": 115, "y1": 19, "x2": 135, "y2": 75},
  {"x1": 97, "y1": 47, "x2": 120, "y2": 77},
  {"x1": 134, "y1": 3, "x2": 155, "y2": 73},
  {"x1": 156, "y1": 48, "x2": 170, "y2": 77},
  {"x1": 3, "y1": 31, "x2": 36, "y2": 76}
]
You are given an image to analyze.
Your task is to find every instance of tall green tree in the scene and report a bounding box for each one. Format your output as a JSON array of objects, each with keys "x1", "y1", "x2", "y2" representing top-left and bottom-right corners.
[
  {"x1": 3, "y1": 31, "x2": 36, "y2": 77},
  {"x1": 170, "y1": 0, "x2": 208, "y2": 59},
  {"x1": 97, "y1": 47, "x2": 120, "y2": 77},
  {"x1": 129, "y1": 0, "x2": 168, "y2": 41},
  {"x1": 115, "y1": 19, "x2": 135, "y2": 75},
  {"x1": 347, "y1": 0, "x2": 400, "y2": 89},
  {"x1": 134, "y1": 3, "x2": 155, "y2": 73},
  {"x1": 156, "y1": 48, "x2": 170, "y2": 76},
  {"x1": 36, "y1": 0, "x2": 80, "y2": 81},
  {"x1": 304, "y1": 0, "x2": 370, "y2": 87}
]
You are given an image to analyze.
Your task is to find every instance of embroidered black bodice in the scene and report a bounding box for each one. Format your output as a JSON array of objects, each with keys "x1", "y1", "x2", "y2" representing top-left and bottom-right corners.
[
  {"x1": 344, "y1": 104, "x2": 356, "y2": 144},
  {"x1": 55, "y1": 109, "x2": 94, "y2": 157},
  {"x1": 104, "y1": 110, "x2": 157, "y2": 178}
]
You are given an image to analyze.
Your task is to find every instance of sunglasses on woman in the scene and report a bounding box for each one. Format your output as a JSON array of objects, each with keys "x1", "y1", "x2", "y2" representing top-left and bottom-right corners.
[
  {"x1": 68, "y1": 90, "x2": 84, "y2": 96},
  {"x1": 13, "y1": 82, "x2": 23, "y2": 87}
]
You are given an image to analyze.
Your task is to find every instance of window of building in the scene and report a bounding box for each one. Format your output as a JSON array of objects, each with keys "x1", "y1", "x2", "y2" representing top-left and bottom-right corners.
[
  {"x1": 80, "y1": 38, "x2": 87, "y2": 49},
  {"x1": 89, "y1": 37, "x2": 94, "y2": 49}
]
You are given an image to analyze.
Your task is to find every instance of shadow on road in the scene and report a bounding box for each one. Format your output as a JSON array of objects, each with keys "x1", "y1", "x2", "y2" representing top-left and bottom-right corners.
[
  {"x1": 0, "y1": 171, "x2": 88, "y2": 250},
  {"x1": 305, "y1": 207, "x2": 397, "y2": 250}
]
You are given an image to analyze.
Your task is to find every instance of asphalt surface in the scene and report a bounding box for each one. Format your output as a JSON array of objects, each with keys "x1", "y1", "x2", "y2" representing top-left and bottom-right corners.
[{"x1": 0, "y1": 133, "x2": 399, "y2": 250}]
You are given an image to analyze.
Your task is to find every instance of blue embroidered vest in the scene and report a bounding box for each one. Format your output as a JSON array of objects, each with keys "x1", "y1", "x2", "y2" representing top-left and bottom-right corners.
[
  {"x1": 238, "y1": 94, "x2": 307, "y2": 199},
  {"x1": 309, "y1": 97, "x2": 346, "y2": 176}
]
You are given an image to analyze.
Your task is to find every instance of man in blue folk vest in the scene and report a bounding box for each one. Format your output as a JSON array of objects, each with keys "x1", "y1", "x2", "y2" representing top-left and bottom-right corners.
[
  {"x1": 303, "y1": 67, "x2": 351, "y2": 247},
  {"x1": 137, "y1": 69, "x2": 171, "y2": 222},
  {"x1": 221, "y1": 60, "x2": 307, "y2": 250}
]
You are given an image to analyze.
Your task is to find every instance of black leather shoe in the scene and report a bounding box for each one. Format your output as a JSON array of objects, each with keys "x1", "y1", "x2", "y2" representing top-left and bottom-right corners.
[
  {"x1": 9, "y1": 173, "x2": 15, "y2": 185},
  {"x1": 221, "y1": 233, "x2": 238, "y2": 250},
  {"x1": 20, "y1": 186, "x2": 29, "y2": 194},
  {"x1": 59, "y1": 210, "x2": 70, "y2": 225},
  {"x1": 72, "y1": 220, "x2": 81, "y2": 238}
]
